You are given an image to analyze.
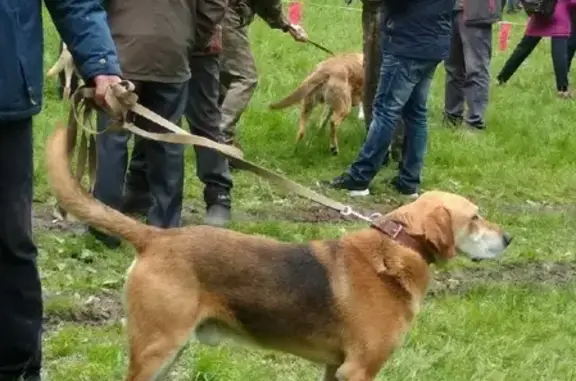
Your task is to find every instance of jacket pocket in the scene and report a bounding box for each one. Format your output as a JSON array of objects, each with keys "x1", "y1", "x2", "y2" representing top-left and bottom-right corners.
[{"x1": 463, "y1": 0, "x2": 502, "y2": 25}]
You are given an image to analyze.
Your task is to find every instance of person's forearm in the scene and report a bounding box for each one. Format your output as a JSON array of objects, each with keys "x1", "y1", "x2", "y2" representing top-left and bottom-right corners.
[
  {"x1": 253, "y1": 0, "x2": 289, "y2": 30},
  {"x1": 44, "y1": 0, "x2": 121, "y2": 81}
]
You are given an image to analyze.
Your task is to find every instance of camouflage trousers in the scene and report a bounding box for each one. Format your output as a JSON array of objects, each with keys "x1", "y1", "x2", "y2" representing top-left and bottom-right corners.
[
  {"x1": 361, "y1": 1, "x2": 404, "y2": 163},
  {"x1": 218, "y1": 7, "x2": 258, "y2": 144}
]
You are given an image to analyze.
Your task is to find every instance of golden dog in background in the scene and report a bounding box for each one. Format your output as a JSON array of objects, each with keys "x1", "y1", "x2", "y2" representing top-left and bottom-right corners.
[{"x1": 269, "y1": 52, "x2": 364, "y2": 155}]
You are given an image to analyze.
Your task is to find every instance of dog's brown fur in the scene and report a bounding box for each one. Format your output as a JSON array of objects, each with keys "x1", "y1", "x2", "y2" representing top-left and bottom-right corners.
[
  {"x1": 46, "y1": 43, "x2": 82, "y2": 99},
  {"x1": 45, "y1": 124, "x2": 510, "y2": 381},
  {"x1": 269, "y1": 52, "x2": 364, "y2": 155}
]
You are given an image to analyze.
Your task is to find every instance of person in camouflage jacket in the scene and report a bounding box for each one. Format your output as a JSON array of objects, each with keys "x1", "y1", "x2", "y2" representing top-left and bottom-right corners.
[{"x1": 219, "y1": 0, "x2": 307, "y2": 146}]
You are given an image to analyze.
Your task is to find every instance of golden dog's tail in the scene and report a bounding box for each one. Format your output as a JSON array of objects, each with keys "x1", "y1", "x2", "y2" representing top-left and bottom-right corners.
[
  {"x1": 45, "y1": 125, "x2": 158, "y2": 252},
  {"x1": 269, "y1": 71, "x2": 329, "y2": 109},
  {"x1": 46, "y1": 59, "x2": 66, "y2": 78}
]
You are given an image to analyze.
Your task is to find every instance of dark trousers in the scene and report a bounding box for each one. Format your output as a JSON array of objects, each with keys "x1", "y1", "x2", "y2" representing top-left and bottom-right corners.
[
  {"x1": 497, "y1": 35, "x2": 569, "y2": 91},
  {"x1": 126, "y1": 54, "x2": 233, "y2": 207},
  {"x1": 92, "y1": 81, "x2": 187, "y2": 236},
  {"x1": 0, "y1": 119, "x2": 42, "y2": 377},
  {"x1": 444, "y1": 11, "x2": 493, "y2": 126}
]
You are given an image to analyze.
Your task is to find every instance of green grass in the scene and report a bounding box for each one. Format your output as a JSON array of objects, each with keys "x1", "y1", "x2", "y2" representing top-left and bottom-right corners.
[{"x1": 36, "y1": 4, "x2": 576, "y2": 380}]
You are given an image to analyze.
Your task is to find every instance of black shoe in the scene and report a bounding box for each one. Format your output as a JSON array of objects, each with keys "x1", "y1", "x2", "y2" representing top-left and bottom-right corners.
[
  {"x1": 204, "y1": 204, "x2": 231, "y2": 227},
  {"x1": 443, "y1": 113, "x2": 463, "y2": 128},
  {"x1": 325, "y1": 174, "x2": 370, "y2": 196},
  {"x1": 466, "y1": 121, "x2": 486, "y2": 131},
  {"x1": 204, "y1": 190, "x2": 232, "y2": 227}
]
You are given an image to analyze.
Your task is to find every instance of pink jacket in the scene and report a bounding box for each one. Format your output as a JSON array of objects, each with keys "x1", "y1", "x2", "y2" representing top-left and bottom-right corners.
[{"x1": 526, "y1": 0, "x2": 575, "y2": 37}]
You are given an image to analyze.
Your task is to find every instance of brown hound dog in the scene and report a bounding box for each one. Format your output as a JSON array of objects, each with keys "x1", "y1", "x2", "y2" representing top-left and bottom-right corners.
[{"x1": 45, "y1": 124, "x2": 512, "y2": 381}]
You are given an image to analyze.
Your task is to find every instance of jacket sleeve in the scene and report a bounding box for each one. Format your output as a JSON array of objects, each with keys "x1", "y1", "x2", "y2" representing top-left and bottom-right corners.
[
  {"x1": 194, "y1": 0, "x2": 228, "y2": 51},
  {"x1": 252, "y1": 0, "x2": 290, "y2": 30},
  {"x1": 44, "y1": 0, "x2": 121, "y2": 81}
]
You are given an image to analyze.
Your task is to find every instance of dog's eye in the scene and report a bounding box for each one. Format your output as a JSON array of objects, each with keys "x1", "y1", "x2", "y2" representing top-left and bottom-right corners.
[{"x1": 471, "y1": 214, "x2": 480, "y2": 221}]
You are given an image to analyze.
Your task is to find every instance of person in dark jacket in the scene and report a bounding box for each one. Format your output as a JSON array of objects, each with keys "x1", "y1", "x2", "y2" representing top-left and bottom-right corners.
[
  {"x1": 328, "y1": 0, "x2": 454, "y2": 197},
  {"x1": 0, "y1": 1, "x2": 122, "y2": 380},
  {"x1": 444, "y1": 0, "x2": 502, "y2": 130},
  {"x1": 123, "y1": 0, "x2": 235, "y2": 227}
]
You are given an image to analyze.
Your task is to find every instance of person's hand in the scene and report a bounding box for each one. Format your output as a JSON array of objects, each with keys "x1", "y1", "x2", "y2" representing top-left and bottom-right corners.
[
  {"x1": 205, "y1": 26, "x2": 223, "y2": 54},
  {"x1": 93, "y1": 75, "x2": 122, "y2": 107},
  {"x1": 287, "y1": 24, "x2": 308, "y2": 43}
]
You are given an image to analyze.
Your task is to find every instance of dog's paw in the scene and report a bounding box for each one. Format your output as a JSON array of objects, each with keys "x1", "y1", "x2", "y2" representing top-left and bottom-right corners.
[
  {"x1": 357, "y1": 108, "x2": 365, "y2": 121},
  {"x1": 330, "y1": 146, "x2": 339, "y2": 156}
]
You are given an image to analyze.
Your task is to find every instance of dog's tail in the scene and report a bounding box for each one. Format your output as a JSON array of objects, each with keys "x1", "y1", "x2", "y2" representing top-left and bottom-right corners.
[
  {"x1": 46, "y1": 58, "x2": 66, "y2": 77},
  {"x1": 45, "y1": 125, "x2": 158, "y2": 252},
  {"x1": 269, "y1": 71, "x2": 329, "y2": 110}
]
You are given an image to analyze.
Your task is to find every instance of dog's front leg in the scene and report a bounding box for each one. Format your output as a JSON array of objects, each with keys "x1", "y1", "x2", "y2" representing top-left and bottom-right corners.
[
  {"x1": 333, "y1": 346, "x2": 392, "y2": 381},
  {"x1": 334, "y1": 361, "x2": 380, "y2": 381},
  {"x1": 321, "y1": 364, "x2": 341, "y2": 381}
]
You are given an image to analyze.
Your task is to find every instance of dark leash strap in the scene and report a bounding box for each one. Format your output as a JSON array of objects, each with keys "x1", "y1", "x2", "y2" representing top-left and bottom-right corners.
[{"x1": 306, "y1": 39, "x2": 335, "y2": 56}]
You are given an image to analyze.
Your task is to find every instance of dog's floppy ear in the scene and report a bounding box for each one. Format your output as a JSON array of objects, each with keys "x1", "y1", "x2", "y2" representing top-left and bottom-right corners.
[{"x1": 422, "y1": 206, "x2": 456, "y2": 260}]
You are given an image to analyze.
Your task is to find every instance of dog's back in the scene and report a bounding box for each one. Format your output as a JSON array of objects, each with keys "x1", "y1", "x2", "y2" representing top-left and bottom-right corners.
[{"x1": 269, "y1": 52, "x2": 364, "y2": 110}]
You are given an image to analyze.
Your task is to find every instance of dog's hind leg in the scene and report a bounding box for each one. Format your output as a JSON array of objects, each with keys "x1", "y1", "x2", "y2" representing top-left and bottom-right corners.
[
  {"x1": 123, "y1": 262, "x2": 200, "y2": 381},
  {"x1": 319, "y1": 107, "x2": 333, "y2": 133},
  {"x1": 329, "y1": 100, "x2": 351, "y2": 156},
  {"x1": 296, "y1": 96, "x2": 315, "y2": 143}
]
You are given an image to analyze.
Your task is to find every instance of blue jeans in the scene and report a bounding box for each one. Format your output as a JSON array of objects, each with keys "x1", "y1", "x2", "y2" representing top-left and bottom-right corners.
[{"x1": 347, "y1": 52, "x2": 439, "y2": 193}]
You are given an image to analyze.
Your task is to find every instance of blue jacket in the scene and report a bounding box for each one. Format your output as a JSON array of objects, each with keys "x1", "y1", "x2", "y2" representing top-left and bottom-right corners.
[
  {"x1": 381, "y1": 0, "x2": 455, "y2": 61},
  {"x1": 0, "y1": 0, "x2": 121, "y2": 121}
]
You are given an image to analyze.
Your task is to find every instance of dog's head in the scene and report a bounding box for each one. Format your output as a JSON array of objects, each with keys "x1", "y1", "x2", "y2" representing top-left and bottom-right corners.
[{"x1": 384, "y1": 190, "x2": 512, "y2": 262}]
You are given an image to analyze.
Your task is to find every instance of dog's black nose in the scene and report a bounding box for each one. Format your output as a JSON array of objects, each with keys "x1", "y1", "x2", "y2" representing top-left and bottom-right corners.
[{"x1": 503, "y1": 233, "x2": 513, "y2": 247}]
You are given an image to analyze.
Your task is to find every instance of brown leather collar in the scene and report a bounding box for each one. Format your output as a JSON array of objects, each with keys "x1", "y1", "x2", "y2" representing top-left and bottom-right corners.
[{"x1": 370, "y1": 219, "x2": 436, "y2": 264}]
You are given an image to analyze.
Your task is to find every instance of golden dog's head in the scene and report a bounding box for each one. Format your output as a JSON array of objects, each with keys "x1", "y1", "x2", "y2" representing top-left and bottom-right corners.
[{"x1": 385, "y1": 190, "x2": 512, "y2": 262}]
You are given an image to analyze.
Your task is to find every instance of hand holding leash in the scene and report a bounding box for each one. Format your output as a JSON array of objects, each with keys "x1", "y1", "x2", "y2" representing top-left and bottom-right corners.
[
  {"x1": 287, "y1": 24, "x2": 308, "y2": 42},
  {"x1": 93, "y1": 74, "x2": 122, "y2": 107}
]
